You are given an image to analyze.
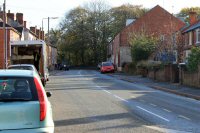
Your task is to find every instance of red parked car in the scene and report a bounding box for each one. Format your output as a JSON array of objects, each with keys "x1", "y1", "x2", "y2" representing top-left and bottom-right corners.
[{"x1": 100, "y1": 62, "x2": 115, "y2": 73}]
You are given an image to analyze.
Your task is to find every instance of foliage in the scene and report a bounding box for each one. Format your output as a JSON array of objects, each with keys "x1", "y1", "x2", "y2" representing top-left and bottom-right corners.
[
  {"x1": 51, "y1": 1, "x2": 148, "y2": 66},
  {"x1": 123, "y1": 62, "x2": 137, "y2": 74},
  {"x1": 187, "y1": 47, "x2": 200, "y2": 72},
  {"x1": 110, "y1": 4, "x2": 147, "y2": 37},
  {"x1": 129, "y1": 33, "x2": 158, "y2": 63}
]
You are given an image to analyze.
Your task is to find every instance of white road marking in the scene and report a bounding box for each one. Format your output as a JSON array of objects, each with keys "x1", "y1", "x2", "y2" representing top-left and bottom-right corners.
[
  {"x1": 102, "y1": 89, "x2": 111, "y2": 94},
  {"x1": 113, "y1": 95, "x2": 128, "y2": 103},
  {"x1": 145, "y1": 125, "x2": 191, "y2": 133},
  {"x1": 139, "y1": 99, "x2": 145, "y2": 102},
  {"x1": 163, "y1": 108, "x2": 172, "y2": 113},
  {"x1": 48, "y1": 86, "x2": 109, "y2": 89},
  {"x1": 78, "y1": 70, "x2": 81, "y2": 75},
  {"x1": 150, "y1": 103, "x2": 157, "y2": 107},
  {"x1": 178, "y1": 115, "x2": 191, "y2": 121},
  {"x1": 136, "y1": 106, "x2": 170, "y2": 122}
]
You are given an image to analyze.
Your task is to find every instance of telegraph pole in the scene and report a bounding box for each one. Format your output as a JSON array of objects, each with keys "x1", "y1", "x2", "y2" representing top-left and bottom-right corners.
[
  {"x1": 3, "y1": 0, "x2": 7, "y2": 69},
  {"x1": 48, "y1": 17, "x2": 49, "y2": 43}
]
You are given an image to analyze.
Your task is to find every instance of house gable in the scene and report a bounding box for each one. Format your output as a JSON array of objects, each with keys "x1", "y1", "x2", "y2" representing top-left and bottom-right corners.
[{"x1": 120, "y1": 5, "x2": 186, "y2": 46}]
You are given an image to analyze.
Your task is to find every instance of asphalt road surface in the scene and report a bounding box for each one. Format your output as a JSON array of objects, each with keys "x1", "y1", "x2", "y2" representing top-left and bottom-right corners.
[{"x1": 46, "y1": 70, "x2": 200, "y2": 133}]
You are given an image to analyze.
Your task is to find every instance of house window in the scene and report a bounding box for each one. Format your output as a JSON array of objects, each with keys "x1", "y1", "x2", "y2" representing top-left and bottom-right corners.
[
  {"x1": 186, "y1": 50, "x2": 191, "y2": 58},
  {"x1": 196, "y1": 28, "x2": 200, "y2": 44},
  {"x1": 172, "y1": 33, "x2": 176, "y2": 47},
  {"x1": 189, "y1": 32, "x2": 192, "y2": 45},
  {"x1": 160, "y1": 35, "x2": 165, "y2": 41}
]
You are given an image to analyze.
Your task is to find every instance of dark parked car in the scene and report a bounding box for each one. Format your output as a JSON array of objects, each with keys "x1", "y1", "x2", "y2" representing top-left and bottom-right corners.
[
  {"x1": 59, "y1": 63, "x2": 70, "y2": 71},
  {"x1": 97, "y1": 63, "x2": 102, "y2": 70}
]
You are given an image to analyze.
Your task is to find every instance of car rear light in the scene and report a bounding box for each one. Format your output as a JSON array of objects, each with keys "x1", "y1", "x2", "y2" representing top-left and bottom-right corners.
[{"x1": 34, "y1": 77, "x2": 47, "y2": 121}]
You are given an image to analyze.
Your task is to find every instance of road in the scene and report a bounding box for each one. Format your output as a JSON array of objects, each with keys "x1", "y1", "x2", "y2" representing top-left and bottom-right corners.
[{"x1": 46, "y1": 70, "x2": 200, "y2": 133}]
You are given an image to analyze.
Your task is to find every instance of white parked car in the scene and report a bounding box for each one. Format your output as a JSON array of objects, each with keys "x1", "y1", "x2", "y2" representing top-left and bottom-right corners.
[{"x1": 0, "y1": 70, "x2": 54, "y2": 132}]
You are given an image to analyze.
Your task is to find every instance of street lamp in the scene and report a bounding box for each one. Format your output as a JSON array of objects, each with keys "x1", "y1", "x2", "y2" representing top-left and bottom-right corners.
[{"x1": 42, "y1": 17, "x2": 58, "y2": 42}]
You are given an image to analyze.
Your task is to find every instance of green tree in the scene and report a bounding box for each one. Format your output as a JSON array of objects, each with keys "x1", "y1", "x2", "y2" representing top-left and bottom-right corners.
[
  {"x1": 187, "y1": 47, "x2": 200, "y2": 72},
  {"x1": 110, "y1": 4, "x2": 147, "y2": 37},
  {"x1": 59, "y1": 1, "x2": 112, "y2": 66},
  {"x1": 129, "y1": 33, "x2": 157, "y2": 62},
  {"x1": 56, "y1": 2, "x2": 148, "y2": 66}
]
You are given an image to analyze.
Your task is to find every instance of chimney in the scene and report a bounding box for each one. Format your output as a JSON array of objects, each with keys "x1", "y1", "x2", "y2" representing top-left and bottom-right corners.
[
  {"x1": 7, "y1": 10, "x2": 14, "y2": 20},
  {"x1": 23, "y1": 21, "x2": 27, "y2": 28},
  {"x1": 189, "y1": 11, "x2": 197, "y2": 25},
  {"x1": 0, "y1": 11, "x2": 7, "y2": 23},
  {"x1": 42, "y1": 31, "x2": 45, "y2": 40},
  {"x1": 40, "y1": 30, "x2": 44, "y2": 40},
  {"x1": 36, "y1": 29, "x2": 41, "y2": 39},
  {"x1": 30, "y1": 26, "x2": 36, "y2": 34},
  {"x1": 16, "y1": 13, "x2": 23, "y2": 25},
  {"x1": 0, "y1": 11, "x2": 3, "y2": 20}
]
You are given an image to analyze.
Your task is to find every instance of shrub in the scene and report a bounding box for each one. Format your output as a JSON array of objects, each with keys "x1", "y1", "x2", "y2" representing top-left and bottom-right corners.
[
  {"x1": 129, "y1": 33, "x2": 158, "y2": 63},
  {"x1": 187, "y1": 47, "x2": 200, "y2": 72}
]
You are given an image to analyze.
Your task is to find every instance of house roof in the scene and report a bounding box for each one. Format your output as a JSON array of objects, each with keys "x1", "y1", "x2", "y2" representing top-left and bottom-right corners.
[
  {"x1": 15, "y1": 26, "x2": 23, "y2": 33},
  {"x1": 0, "y1": 21, "x2": 12, "y2": 27},
  {"x1": 0, "y1": 22, "x2": 21, "y2": 35},
  {"x1": 183, "y1": 20, "x2": 200, "y2": 33}
]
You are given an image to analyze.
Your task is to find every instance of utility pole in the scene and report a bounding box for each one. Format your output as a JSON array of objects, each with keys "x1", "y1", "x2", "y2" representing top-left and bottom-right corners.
[
  {"x1": 3, "y1": 0, "x2": 7, "y2": 69},
  {"x1": 48, "y1": 17, "x2": 50, "y2": 43}
]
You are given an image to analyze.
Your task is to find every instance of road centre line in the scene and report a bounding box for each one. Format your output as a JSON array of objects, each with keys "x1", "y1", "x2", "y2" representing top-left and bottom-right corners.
[
  {"x1": 136, "y1": 106, "x2": 170, "y2": 122},
  {"x1": 97, "y1": 85, "x2": 128, "y2": 103},
  {"x1": 102, "y1": 89, "x2": 111, "y2": 94},
  {"x1": 139, "y1": 99, "x2": 145, "y2": 102},
  {"x1": 150, "y1": 103, "x2": 157, "y2": 107},
  {"x1": 163, "y1": 108, "x2": 171, "y2": 113},
  {"x1": 48, "y1": 86, "x2": 109, "y2": 89},
  {"x1": 113, "y1": 95, "x2": 129, "y2": 103},
  {"x1": 178, "y1": 115, "x2": 191, "y2": 121}
]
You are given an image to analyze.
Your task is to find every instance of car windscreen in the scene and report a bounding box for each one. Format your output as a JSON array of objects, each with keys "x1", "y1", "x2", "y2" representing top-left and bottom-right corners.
[
  {"x1": 102, "y1": 62, "x2": 113, "y2": 66},
  {"x1": 8, "y1": 66, "x2": 33, "y2": 70},
  {"x1": 0, "y1": 77, "x2": 38, "y2": 101}
]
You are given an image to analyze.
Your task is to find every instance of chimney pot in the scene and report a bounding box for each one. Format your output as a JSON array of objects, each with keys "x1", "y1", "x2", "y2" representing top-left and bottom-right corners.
[
  {"x1": 30, "y1": 26, "x2": 36, "y2": 34},
  {"x1": 36, "y1": 29, "x2": 41, "y2": 39},
  {"x1": 23, "y1": 21, "x2": 27, "y2": 28},
  {"x1": 189, "y1": 11, "x2": 197, "y2": 24}
]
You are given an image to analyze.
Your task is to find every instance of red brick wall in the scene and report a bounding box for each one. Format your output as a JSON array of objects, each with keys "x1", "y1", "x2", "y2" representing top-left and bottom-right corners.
[
  {"x1": 0, "y1": 29, "x2": 20, "y2": 69},
  {"x1": 112, "y1": 34, "x2": 120, "y2": 65},
  {"x1": 120, "y1": 5, "x2": 185, "y2": 46},
  {"x1": 0, "y1": 30, "x2": 5, "y2": 68}
]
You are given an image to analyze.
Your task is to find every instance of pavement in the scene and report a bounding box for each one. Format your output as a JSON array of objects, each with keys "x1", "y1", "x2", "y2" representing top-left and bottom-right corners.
[{"x1": 108, "y1": 72, "x2": 200, "y2": 100}]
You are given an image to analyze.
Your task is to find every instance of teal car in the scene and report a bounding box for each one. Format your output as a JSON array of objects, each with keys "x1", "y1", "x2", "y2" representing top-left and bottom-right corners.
[{"x1": 0, "y1": 70, "x2": 54, "y2": 133}]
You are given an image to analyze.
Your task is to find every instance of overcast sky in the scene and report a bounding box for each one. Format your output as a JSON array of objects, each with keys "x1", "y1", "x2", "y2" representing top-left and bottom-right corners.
[{"x1": 1, "y1": 0, "x2": 200, "y2": 32}]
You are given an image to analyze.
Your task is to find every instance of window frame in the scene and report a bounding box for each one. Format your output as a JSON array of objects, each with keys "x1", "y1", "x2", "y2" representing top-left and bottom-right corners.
[
  {"x1": 189, "y1": 32, "x2": 193, "y2": 45},
  {"x1": 196, "y1": 28, "x2": 200, "y2": 44}
]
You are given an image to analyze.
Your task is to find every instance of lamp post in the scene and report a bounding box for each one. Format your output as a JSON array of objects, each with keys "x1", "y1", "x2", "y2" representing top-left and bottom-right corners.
[{"x1": 42, "y1": 17, "x2": 58, "y2": 42}]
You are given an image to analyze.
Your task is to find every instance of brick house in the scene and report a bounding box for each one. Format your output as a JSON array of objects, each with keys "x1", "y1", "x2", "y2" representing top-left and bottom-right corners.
[
  {"x1": 0, "y1": 22, "x2": 21, "y2": 68},
  {"x1": 108, "y1": 5, "x2": 185, "y2": 71},
  {"x1": 181, "y1": 12, "x2": 200, "y2": 62},
  {"x1": 0, "y1": 10, "x2": 57, "y2": 69}
]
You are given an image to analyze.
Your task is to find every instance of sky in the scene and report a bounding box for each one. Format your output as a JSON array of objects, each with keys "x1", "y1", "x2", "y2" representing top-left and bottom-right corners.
[{"x1": 1, "y1": 0, "x2": 200, "y2": 33}]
